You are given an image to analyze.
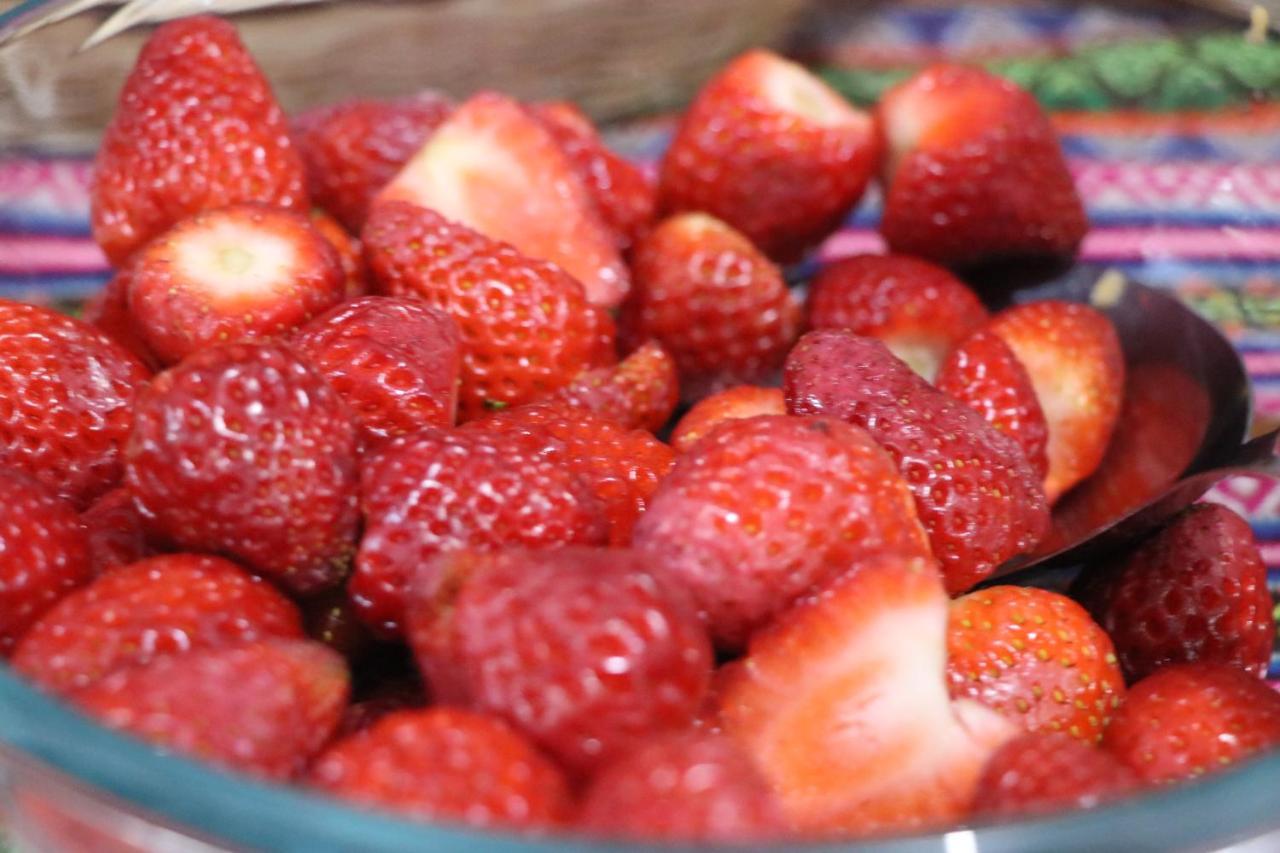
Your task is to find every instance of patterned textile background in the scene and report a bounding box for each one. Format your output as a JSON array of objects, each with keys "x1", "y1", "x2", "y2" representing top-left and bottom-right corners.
[{"x1": 3, "y1": 1, "x2": 1280, "y2": 676}]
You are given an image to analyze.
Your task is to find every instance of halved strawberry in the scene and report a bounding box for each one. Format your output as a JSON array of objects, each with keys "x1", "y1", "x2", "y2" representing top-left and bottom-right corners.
[
  {"x1": 717, "y1": 555, "x2": 1016, "y2": 835},
  {"x1": 380, "y1": 93, "x2": 628, "y2": 308},
  {"x1": 670, "y1": 386, "x2": 785, "y2": 453},
  {"x1": 988, "y1": 301, "x2": 1125, "y2": 503},
  {"x1": 129, "y1": 204, "x2": 345, "y2": 365},
  {"x1": 549, "y1": 340, "x2": 680, "y2": 433},
  {"x1": 659, "y1": 50, "x2": 880, "y2": 262}
]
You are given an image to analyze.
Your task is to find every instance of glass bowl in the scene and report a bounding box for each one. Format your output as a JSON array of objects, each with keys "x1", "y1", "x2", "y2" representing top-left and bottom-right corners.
[{"x1": 2, "y1": 2, "x2": 1279, "y2": 851}]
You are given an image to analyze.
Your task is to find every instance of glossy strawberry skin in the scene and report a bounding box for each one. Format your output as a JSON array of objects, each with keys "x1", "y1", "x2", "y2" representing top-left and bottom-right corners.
[
  {"x1": 785, "y1": 330, "x2": 1050, "y2": 594},
  {"x1": 947, "y1": 586, "x2": 1125, "y2": 743},
  {"x1": 363, "y1": 201, "x2": 599, "y2": 420},
  {"x1": 1103, "y1": 663, "x2": 1280, "y2": 784},
  {"x1": 125, "y1": 342, "x2": 361, "y2": 594},
  {"x1": 353, "y1": 428, "x2": 607, "y2": 638},
  {"x1": 292, "y1": 296, "x2": 462, "y2": 444},
  {"x1": 0, "y1": 471, "x2": 92, "y2": 654},
  {"x1": 311, "y1": 707, "x2": 572, "y2": 829},
  {"x1": 1073, "y1": 503, "x2": 1275, "y2": 682},
  {"x1": 579, "y1": 732, "x2": 787, "y2": 842},
  {"x1": 633, "y1": 415, "x2": 929, "y2": 648},
  {"x1": 660, "y1": 50, "x2": 880, "y2": 262},
  {"x1": 878, "y1": 64, "x2": 1087, "y2": 270},
  {"x1": 71, "y1": 639, "x2": 348, "y2": 782},
  {"x1": 670, "y1": 385, "x2": 785, "y2": 453},
  {"x1": 293, "y1": 92, "x2": 454, "y2": 231},
  {"x1": 91, "y1": 16, "x2": 308, "y2": 265},
  {"x1": 549, "y1": 340, "x2": 680, "y2": 433},
  {"x1": 13, "y1": 554, "x2": 304, "y2": 695},
  {"x1": 972, "y1": 732, "x2": 1139, "y2": 818},
  {"x1": 309, "y1": 209, "x2": 370, "y2": 298},
  {"x1": 0, "y1": 300, "x2": 150, "y2": 508},
  {"x1": 407, "y1": 547, "x2": 712, "y2": 776},
  {"x1": 82, "y1": 268, "x2": 159, "y2": 370},
  {"x1": 79, "y1": 487, "x2": 154, "y2": 576},
  {"x1": 621, "y1": 213, "x2": 800, "y2": 399}
]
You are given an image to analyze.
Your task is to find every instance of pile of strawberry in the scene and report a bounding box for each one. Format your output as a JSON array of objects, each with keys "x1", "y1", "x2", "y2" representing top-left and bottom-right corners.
[{"x1": 2, "y1": 14, "x2": 1278, "y2": 843}]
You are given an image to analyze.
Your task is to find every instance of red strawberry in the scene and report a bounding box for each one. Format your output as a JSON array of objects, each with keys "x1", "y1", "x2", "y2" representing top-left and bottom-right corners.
[
  {"x1": 467, "y1": 402, "x2": 675, "y2": 545},
  {"x1": 13, "y1": 554, "x2": 304, "y2": 694},
  {"x1": 380, "y1": 93, "x2": 628, "y2": 308},
  {"x1": 79, "y1": 487, "x2": 153, "y2": 576},
  {"x1": 877, "y1": 64, "x2": 1087, "y2": 271},
  {"x1": 806, "y1": 253, "x2": 988, "y2": 381},
  {"x1": 785, "y1": 330, "x2": 1050, "y2": 594},
  {"x1": 670, "y1": 385, "x2": 785, "y2": 453},
  {"x1": 309, "y1": 209, "x2": 369, "y2": 298},
  {"x1": 936, "y1": 328, "x2": 1050, "y2": 480},
  {"x1": 82, "y1": 268, "x2": 158, "y2": 369},
  {"x1": 946, "y1": 586, "x2": 1125, "y2": 743},
  {"x1": 125, "y1": 342, "x2": 360, "y2": 594},
  {"x1": 72, "y1": 639, "x2": 348, "y2": 781},
  {"x1": 972, "y1": 732, "x2": 1139, "y2": 818},
  {"x1": 293, "y1": 92, "x2": 453, "y2": 232},
  {"x1": 353, "y1": 428, "x2": 607, "y2": 637},
  {"x1": 311, "y1": 707, "x2": 572, "y2": 829},
  {"x1": 533, "y1": 101, "x2": 656, "y2": 250},
  {"x1": 363, "y1": 201, "x2": 599, "y2": 420},
  {"x1": 1072, "y1": 503, "x2": 1274, "y2": 682},
  {"x1": 634, "y1": 415, "x2": 929, "y2": 648},
  {"x1": 718, "y1": 555, "x2": 1016, "y2": 835},
  {"x1": 407, "y1": 547, "x2": 712, "y2": 776},
  {"x1": 621, "y1": 213, "x2": 800, "y2": 399},
  {"x1": 988, "y1": 301, "x2": 1124, "y2": 503},
  {"x1": 579, "y1": 731, "x2": 787, "y2": 842},
  {"x1": 0, "y1": 471, "x2": 91, "y2": 654},
  {"x1": 549, "y1": 340, "x2": 679, "y2": 433},
  {"x1": 0, "y1": 300, "x2": 149, "y2": 508},
  {"x1": 1103, "y1": 663, "x2": 1280, "y2": 784},
  {"x1": 90, "y1": 16, "x2": 308, "y2": 265},
  {"x1": 128, "y1": 204, "x2": 345, "y2": 365},
  {"x1": 292, "y1": 296, "x2": 461, "y2": 443},
  {"x1": 659, "y1": 49, "x2": 879, "y2": 262}
]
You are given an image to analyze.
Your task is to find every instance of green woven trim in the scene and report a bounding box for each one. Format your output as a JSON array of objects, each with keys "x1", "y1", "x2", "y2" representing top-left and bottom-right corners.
[{"x1": 820, "y1": 32, "x2": 1280, "y2": 111}]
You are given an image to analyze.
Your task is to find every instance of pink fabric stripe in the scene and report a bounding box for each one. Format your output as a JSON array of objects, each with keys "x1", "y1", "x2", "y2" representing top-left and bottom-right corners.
[
  {"x1": 0, "y1": 236, "x2": 108, "y2": 273},
  {"x1": 1081, "y1": 227, "x2": 1280, "y2": 260}
]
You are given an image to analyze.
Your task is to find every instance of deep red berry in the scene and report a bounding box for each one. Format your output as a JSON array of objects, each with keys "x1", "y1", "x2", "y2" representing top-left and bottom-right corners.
[
  {"x1": 308, "y1": 209, "x2": 370, "y2": 298},
  {"x1": 972, "y1": 732, "x2": 1139, "y2": 818},
  {"x1": 549, "y1": 340, "x2": 680, "y2": 433},
  {"x1": 79, "y1": 487, "x2": 153, "y2": 576},
  {"x1": 670, "y1": 385, "x2": 786, "y2": 453}
]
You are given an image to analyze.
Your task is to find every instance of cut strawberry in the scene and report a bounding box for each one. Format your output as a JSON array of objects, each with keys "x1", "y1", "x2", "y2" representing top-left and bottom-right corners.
[
  {"x1": 129, "y1": 204, "x2": 345, "y2": 365},
  {"x1": 380, "y1": 93, "x2": 628, "y2": 308},
  {"x1": 718, "y1": 555, "x2": 1017, "y2": 835}
]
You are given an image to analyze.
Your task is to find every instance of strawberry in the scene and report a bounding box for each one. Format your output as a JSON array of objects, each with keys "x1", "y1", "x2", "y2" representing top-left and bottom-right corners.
[
  {"x1": 988, "y1": 300, "x2": 1125, "y2": 503},
  {"x1": 406, "y1": 547, "x2": 712, "y2": 776},
  {"x1": 13, "y1": 554, "x2": 304, "y2": 694},
  {"x1": 785, "y1": 330, "x2": 1050, "y2": 594},
  {"x1": 549, "y1": 340, "x2": 679, "y2": 433},
  {"x1": 936, "y1": 328, "x2": 1050, "y2": 480},
  {"x1": 0, "y1": 300, "x2": 149, "y2": 508},
  {"x1": 806, "y1": 254, "x2": 988, "y2": 381},
  {"x1": 90, "y1": 16, "x2": 308, "y2": 265},
  {"x1": 971, "y1": 732, "x2": 1138, "y2": 818},
  {"x1": 380, "y1": 93, "x2": 628, "y2": 308},
  {"x1": 309, "y1": 209, "x2": 369, "y2": 298},
  {"x1": 670, "y1": 385, "x2": 785, "y2": 453},
  {"x1": 1103, "y1": 663, "x2": 1280, "y2": 784},
  {"x1": 125, "y1": 342, "x2": 360, "y2": 594},
  {"x1": 634, "y1": 415, "x2": 929, "y2": 648},
  {"x1": 311, "y1": 707, "x2": 572, "y2": 829},
  {"x1": 467, "y1": 402, "x2": 675, "y2": 544},
  {"x1": 353, "y1": 428, "x2": 607, "y2": 637},
  {"x1": 946, "y1": 586, "x2": 1125, "y2": 743},
  {"x1": 292, "y1": 296, "x2": 462, "y2": 444},
  {"x1": 659, "y1": 49, "x2": 879, "y2": 262},
  {"x1": 533, "y1": 101, "x2": 656, "y2": 250},
  {"x1": 81, "y1": 268, "x2": 158, "y2": 369},
  {"x1": 1072, "y1": 503, "x2": 1274, "y2": 682},
  {"x1": 293, "y1": 92, "x2": 453, "y2": 232},
  {"x1": 363, "y1": 201, "x2": 599, "y2": 420},
  {"x1": 717, "y1": 555, "x2": 1017, "y2": 835},
  {"x1": 71, "y1": 639, "x2": 348, "y2": 781},
  {"x1": 620, "y1": 213, "x2": 800, "y2": 399},
  {"x1": 128, "y1": 204, "x2": 345, "y2": 365},
  {"x1": 579, "y1": 731, "x2": 787, "y2": 842},
  {"x1": 877, "y1": 64, "x2": 1087, "y2": 271},
  {"x1": 79, "y1": 487, "x2": 153, "y2": 576},
  {"x1": 0, "y1": 471, "x2": 91, "y2": 654}
]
